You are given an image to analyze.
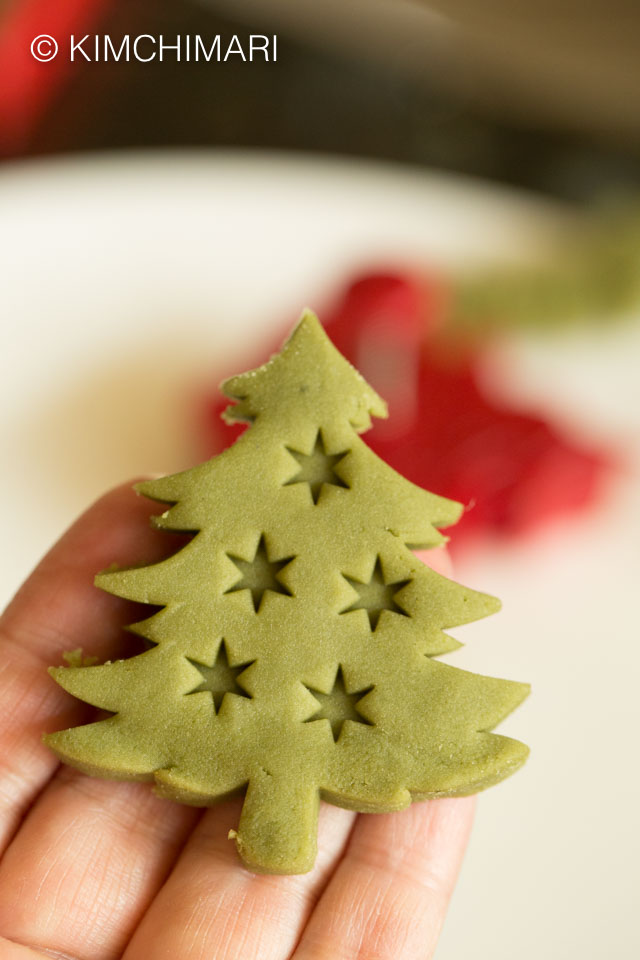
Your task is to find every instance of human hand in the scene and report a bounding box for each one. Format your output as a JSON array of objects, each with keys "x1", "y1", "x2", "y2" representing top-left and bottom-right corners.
[{"x1": 0, "y1": 483, "x2": 475, "y2": 960}]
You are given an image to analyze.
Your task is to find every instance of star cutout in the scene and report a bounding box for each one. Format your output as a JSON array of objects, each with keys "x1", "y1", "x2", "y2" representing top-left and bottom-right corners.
[
  {"x1": 186, "y1": 640, "x2": 254, "y2": 712},
  {"x1": 340, "y1": 557, "x2": 411, "y2": 630},
  {"x1": 284, "y1": 431, "x2": 350, "y2": 504},
  {"x1": 224, "y1": 535, "x2": 294, "y2": 612},
  {"x1": 304, "y1": 666, "x2": 373, "y2": 742}
]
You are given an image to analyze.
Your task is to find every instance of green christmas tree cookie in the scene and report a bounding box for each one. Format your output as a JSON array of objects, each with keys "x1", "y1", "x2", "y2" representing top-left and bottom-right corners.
[{"x1": 45, "y1": 313, "x2": 529, "y2": 875}]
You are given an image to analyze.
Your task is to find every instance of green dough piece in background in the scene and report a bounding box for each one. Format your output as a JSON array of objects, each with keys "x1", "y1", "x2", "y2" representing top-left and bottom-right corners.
[{"x1": 45, "y1": 312, "x2": 530, "y2": 875}]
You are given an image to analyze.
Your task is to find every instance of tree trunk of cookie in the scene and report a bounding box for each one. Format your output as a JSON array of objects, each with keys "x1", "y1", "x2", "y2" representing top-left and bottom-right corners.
[{"x1": 233, "y1": 769, "x2": 319, "y2": 874}]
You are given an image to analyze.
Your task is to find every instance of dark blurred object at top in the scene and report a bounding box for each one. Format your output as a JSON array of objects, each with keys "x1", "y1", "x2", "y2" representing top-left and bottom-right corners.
[{"x1": 1, "y1": 0, "x2": 639, "y2": 202}]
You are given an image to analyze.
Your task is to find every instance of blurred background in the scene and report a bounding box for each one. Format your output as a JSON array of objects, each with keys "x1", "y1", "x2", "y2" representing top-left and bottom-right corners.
[{"x1": 1, "y1": 1, "x2": 639, "y2": 958}]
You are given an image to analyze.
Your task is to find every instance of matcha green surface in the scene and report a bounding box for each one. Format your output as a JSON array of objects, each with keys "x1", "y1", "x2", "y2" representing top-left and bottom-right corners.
[{"x1": 45, "y1": 313, "x2": 529, "y2": 874}]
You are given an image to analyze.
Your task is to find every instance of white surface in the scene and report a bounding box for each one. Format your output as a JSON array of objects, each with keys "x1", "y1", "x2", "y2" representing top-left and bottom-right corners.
[
  {"x1": 1, "y1": 151, "x2": 639, "y2": 959},
  {"x1": 0, "y1": 150, "x2": 572, "y2": 604}
]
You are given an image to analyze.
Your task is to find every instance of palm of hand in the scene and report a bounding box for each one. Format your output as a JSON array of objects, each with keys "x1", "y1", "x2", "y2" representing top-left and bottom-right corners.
[{"x1": 0, "y1": 485, "x2": 473, "y2": 960}]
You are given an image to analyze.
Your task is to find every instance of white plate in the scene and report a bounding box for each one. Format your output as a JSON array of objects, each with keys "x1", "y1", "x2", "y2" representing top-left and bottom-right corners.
[{"x1": 0, "y1": 149, "x2": 576, "y2": 600}]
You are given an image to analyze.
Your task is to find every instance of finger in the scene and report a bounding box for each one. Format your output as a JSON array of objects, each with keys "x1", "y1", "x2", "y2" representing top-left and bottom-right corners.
[
  {"x1": 0, "y1": 481, "x2": 201, "y2": 959},
  {"x1": 292, "y1": 797, "x2": 475, "y2": 960},
  {"x1": 0, "y1": 768, "x2": 199, "y2": 960},
  {"x1": 0, "y1": 934, "x2": 50, "y2": 958},
  {"x1": 0, "y1": 481, "x2": 179, "y2": 856},
  {"x1": 123, "y1": 797, "x2": 357, "y2": 960},
  {"x1": 1, "y1": 478, "x2": 175, "y2": 662}
]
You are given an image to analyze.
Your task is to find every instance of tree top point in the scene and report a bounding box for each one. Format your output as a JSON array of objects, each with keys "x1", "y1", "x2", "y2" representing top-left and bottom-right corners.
[{"x1": 221, "y1": 310, "x2": 387, "y2": 432}]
